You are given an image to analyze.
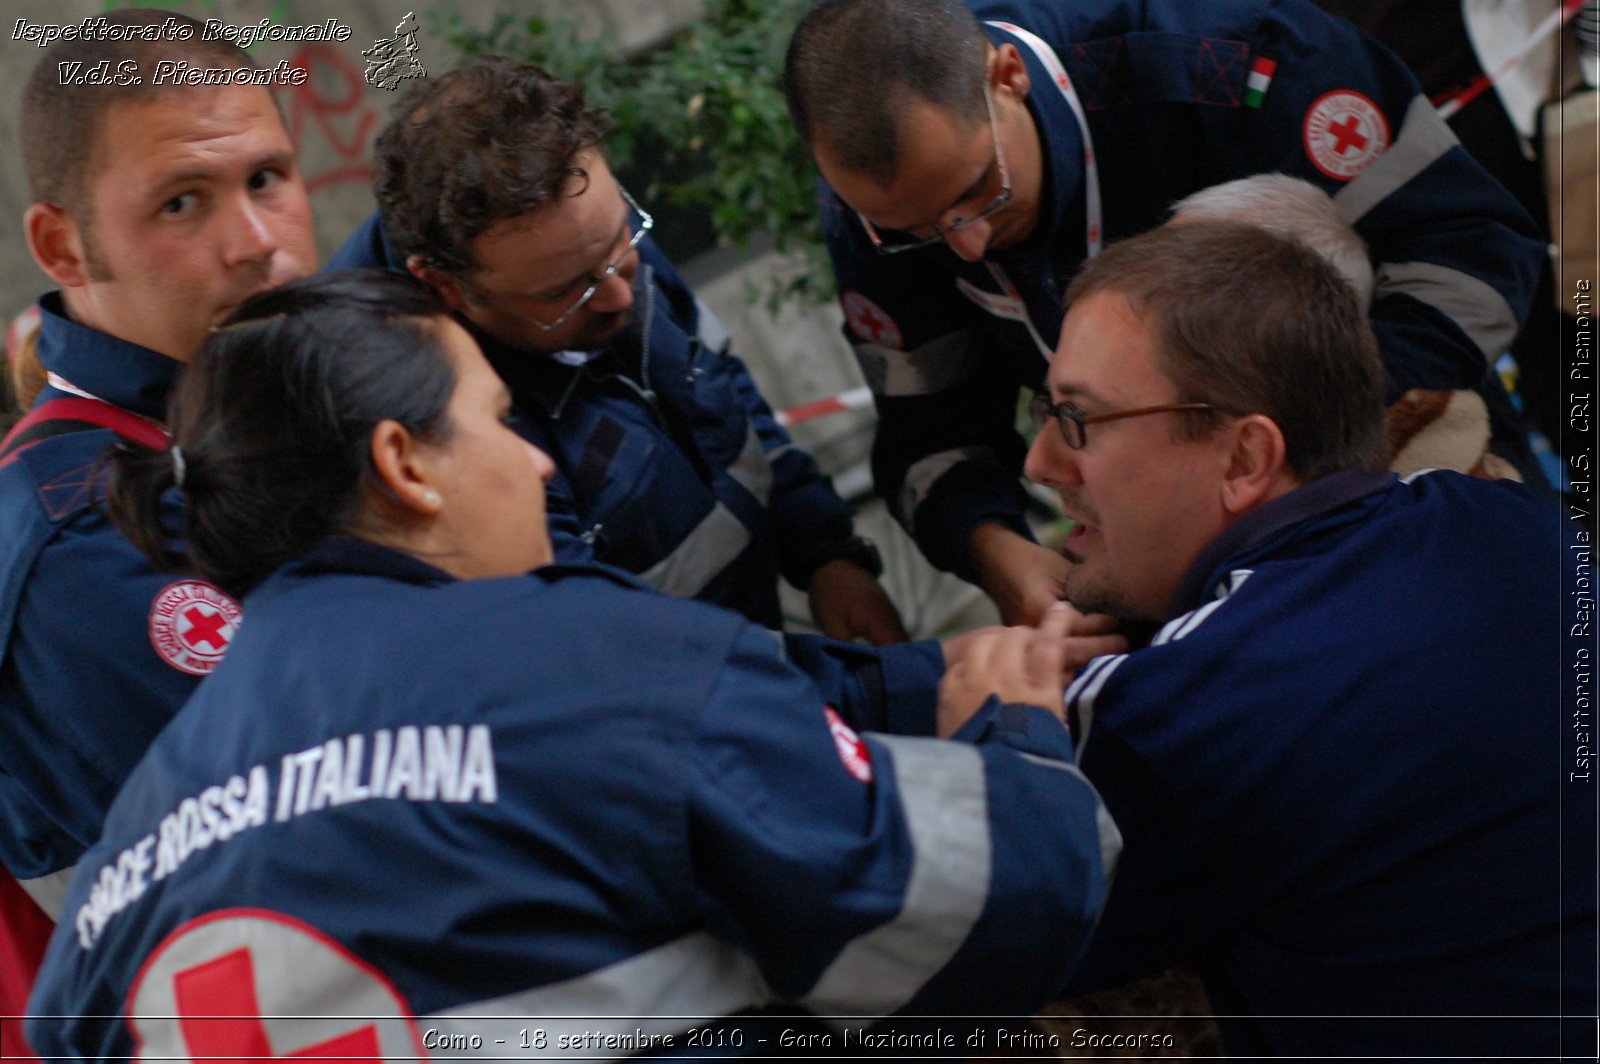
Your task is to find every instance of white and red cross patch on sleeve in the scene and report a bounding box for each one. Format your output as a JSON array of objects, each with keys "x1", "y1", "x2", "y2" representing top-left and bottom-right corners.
[
  {"x1": 823, "y1": 706, "x2": 873, "y2": 783},
  {"x1": 1303, "y1": 90, "x2": 1391, "y2": 181},
  {"x1": 840, "y1": 291, "x2": 905, "y2": 351},
  {"x1": 148, "y1": 580, "x2": 242, "y2": 676}
]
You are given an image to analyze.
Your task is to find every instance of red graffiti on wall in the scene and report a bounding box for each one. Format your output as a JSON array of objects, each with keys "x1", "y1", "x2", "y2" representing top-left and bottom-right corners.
[{"x1": 277, "y1": 44, "x2": 379, "y2": 195}]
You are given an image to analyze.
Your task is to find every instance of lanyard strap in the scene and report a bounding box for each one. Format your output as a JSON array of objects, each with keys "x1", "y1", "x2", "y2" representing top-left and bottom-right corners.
[
  {"x1": 958, "y1": 21, "x2": 1103, "y2": 361},
  {"x1": 0, "y1": 397, "x2": 171, "y2": 469},
  {"x1": 956, "y1": 268, "x2": 1057, "y2": 360},
  {"x1": 985, "y1": 20, "x2": 1103, "y2": 258},
  {"x1": 37, "y1": 371, "x2": 169, "y2": 448}
]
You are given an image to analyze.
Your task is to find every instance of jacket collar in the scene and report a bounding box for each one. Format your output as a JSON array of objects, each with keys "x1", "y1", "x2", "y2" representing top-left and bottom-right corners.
[
  {"x1": 33, "y1": 292, "x2": 183, "y2": 421},
  {"x1": 269, "y1": 537, "x2": 457, "y2": 591},
  {"x1": 1169, "y1": 469, "x2": 1396, "y2": 614}
]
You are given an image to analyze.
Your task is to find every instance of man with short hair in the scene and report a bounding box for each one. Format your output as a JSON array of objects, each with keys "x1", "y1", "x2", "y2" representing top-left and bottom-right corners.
[
  {"x1": 1025, "y1": 221, "x2": 1591, "y2": 1057},
  {"x1": 1, "y1": 9, "x2": 317, "y2": 924},
  {"x1": 330, "y1": 57, "x2": 906, "y2": 642},
  {"x1": 783, "y1": 0, "x2": 1547, "y2": 625}
]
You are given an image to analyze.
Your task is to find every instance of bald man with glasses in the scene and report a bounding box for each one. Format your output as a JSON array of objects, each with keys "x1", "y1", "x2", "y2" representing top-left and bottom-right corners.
[{"x1": 331, "y1": 57, "x2": 906, "y2": 642}]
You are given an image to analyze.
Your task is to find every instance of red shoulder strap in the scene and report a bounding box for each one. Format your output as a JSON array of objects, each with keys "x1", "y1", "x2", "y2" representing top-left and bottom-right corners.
[
  {"x1": 0, "y1": 396, "x2": 169, "y2": 468},
  {"x1": 0, "y1": 865, "x2": 50, "y2": 1062}
]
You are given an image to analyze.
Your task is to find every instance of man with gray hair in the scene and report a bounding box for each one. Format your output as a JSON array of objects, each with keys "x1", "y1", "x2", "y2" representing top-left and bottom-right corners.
[{"x1": 1171, "y1": 173, "x2": 1374, "y2": 304}]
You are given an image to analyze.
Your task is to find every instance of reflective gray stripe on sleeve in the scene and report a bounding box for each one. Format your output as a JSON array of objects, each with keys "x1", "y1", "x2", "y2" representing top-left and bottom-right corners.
[
  {"x1": 1334, "y1": 96, "x2": 1458, "y2": 225},
  {"x1": 854, "y1": 328, "x2": 988, "y2": 398},
  {"x1": 727, "y1": 423, "x2": 774, "y2": 505},
  {"x1": 1014, "y1": 751, "x2": 1123, "y2": 883},
  {"x1": 424, "y1": 931, "x2": 771, "y2": 1053},
  {"x1": 801, "y1": 737, "x2": 990, "y2": 1017},
  {"x1": 897, "y1": 446, "x2": 993, "y2": 530},
  {"x1": 1331, "y1": 98, "x2": 1518, "y2": 361},
  {"x1": 1371, "y1": 261, "x2": 1519, "y2": 363},
  {"x1": 19, "y1": 863, "x2": 74, "y2": 920},
  {"x1": 641, "y1": 503, "x2": 751, "y2": 597}
]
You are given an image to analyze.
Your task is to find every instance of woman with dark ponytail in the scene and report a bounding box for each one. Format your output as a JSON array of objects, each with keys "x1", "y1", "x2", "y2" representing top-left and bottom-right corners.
[
  {"x1": 108, "y1": 271, "x2": 493, "y2": 596},
  {"x1": 31, "y1": 269, "x2": 1121, "y2": 1060}
]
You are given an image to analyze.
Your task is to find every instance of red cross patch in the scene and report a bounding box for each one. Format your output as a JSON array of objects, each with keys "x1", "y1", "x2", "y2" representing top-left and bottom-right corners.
[
  {"x1": 127, "y1": 908, "x2": 424, "y2": 1060},
  {"x1": 823, "y1": 706, "x2": 873, "y2": 783},
  {"x1": 841, "y1": 291, "x2": 904, "y2": 350},
  {"x1": 1303, "y1": 90, "x2": 1390, "y2": 181},
  {"x1": 148, "y1": 580, "x2": 242, "y2": 676}
]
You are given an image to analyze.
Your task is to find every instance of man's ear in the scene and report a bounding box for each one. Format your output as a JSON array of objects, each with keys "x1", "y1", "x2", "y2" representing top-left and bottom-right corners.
[
  {"x1": 1220, "y1": 414, "x2": 1289, "y2": 515},
  {"x1": 406, "y1": 255, "x2": 468, "y2": 313},
  {"x1": 368, "y1": 418, "x2": 443, "y2": 518},
  {"x1": 24, "y1": 203, "x2": 90, "y2": 289},
  {"x1": 989, "y1": 41, "x2": 1032, "y2": 100}
]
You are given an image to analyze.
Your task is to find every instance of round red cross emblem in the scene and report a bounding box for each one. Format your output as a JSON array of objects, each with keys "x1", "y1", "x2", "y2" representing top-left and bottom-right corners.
[
  {"x1": 1303, "y1": 90, "x2": 1390, "y2": 181},
  {"x1": 823, "y1": 706, "x2": 873, "y2": 783},
  {"x1": 841, "y1": 291, "x2": 904, "y2": 350},
  {"x1": 148, "y1": 580, "x2": 242, "y2": 676},
  {"x1": 127, "y1": 908, "x2": 424, "y2": 1060}
]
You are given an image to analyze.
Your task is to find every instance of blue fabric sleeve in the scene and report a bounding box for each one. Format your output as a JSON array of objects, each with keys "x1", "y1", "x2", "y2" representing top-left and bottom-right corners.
[
  {"x1": 0, "y1": 498, "x2": 202, "y2": 879},
  {"x1": 780, "y1": 633, "x2": 944, "y2": 736},
  {"x1": 689, "y1": 623, "x2": 1115, "y2": 1015},
  {"x1": 539, "y1": 465, "x2": 598, "y2": 566},
  {"x1": 647, "y1": 249, "x2": 860, "y2": 588}
]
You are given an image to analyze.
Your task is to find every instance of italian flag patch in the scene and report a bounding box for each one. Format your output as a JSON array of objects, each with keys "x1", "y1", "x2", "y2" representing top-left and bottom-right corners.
[{"x1": 1245, "y1": 56, "x2": 1276, "y2": 108}]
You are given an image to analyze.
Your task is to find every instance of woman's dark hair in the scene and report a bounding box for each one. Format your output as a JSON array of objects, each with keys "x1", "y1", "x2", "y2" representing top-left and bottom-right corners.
[{"x1": 108, "y1": 270, "x2": 458, "y2": 598}]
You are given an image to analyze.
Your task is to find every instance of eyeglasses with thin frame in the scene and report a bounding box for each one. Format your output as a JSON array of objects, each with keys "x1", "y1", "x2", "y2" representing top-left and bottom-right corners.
[
  {"x1": 461, "y1": 186, "x2": 653, "y2": 331},
  {"x1": 858, "y1": 85, "x2": 1013, "y2": 255},
  {"x1": 1029, "y1": 393, "x2": 1222, "y2": 449}
]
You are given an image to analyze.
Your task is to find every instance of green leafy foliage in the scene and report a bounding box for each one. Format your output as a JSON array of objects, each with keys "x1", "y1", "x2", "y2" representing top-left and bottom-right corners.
[{"x1": 434, "y1": 0, "x2": 833, "y2": 308}]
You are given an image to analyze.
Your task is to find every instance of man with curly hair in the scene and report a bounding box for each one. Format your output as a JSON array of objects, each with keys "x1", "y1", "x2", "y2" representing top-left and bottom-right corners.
[{"x1": 330, "y1": 57, "x2": 906, "y2": 643}]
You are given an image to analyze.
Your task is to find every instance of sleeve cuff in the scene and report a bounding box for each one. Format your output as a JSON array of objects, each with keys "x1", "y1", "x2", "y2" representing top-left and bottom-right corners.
[
  {"x1": 876, "y1": 639, "x2": 945, "y2": 736},
  {"x1": 952, "y1": 697, "x2": 1076, "y2": 762}
]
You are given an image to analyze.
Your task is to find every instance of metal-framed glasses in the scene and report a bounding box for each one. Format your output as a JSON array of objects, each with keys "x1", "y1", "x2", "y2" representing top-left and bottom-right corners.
[
  {"x1": 466, "y1": 187, "x2": 653, "y2": 331},
  {"x1": 858, "y1": 85, "x2": 1013, "y2": 254},
  {"x1": 1029, "y1": 393, "x2": 1221, "y2": 449}
]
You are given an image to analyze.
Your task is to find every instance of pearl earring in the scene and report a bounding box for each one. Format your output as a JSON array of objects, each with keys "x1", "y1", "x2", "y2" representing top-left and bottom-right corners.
[{"x1": 423, "y1": 489, "x2": 441, "y2": 506}]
